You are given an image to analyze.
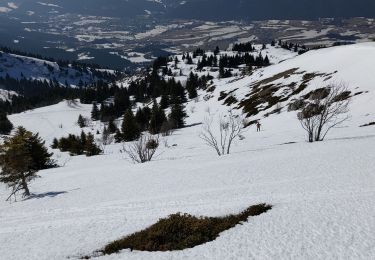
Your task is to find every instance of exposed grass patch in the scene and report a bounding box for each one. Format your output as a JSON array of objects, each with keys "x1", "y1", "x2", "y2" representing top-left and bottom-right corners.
[
  {"x1": 100, "y1": 204, "x2": 272, "y2": 255},
  {"x1": 206, "y1": 86, "x2": 216, "y2": 93},
  {"x1": 360, "y1": 122, "x2": 375, "y2": 127},
  {"x1": 256, "y1": 68, "x2": 299, "y2": 85},
  {"x1": 223, "y1": 95, "x2": 239, "y2": 106},
  {"x1": 238, "y1": 69, "x2": 324, "y2": 117},
  {"x1": 218, "y1": 89, "x2": 238, "y2": 101}
]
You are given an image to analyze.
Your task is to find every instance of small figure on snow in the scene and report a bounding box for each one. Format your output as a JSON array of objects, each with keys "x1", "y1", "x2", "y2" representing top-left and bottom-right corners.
[{"x1": 256, "y1": 121, "x2": 262, "y2": 132}]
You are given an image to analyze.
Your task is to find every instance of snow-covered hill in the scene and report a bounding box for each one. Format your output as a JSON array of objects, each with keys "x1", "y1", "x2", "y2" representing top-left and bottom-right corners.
[
  {"x1": 205, "y1": 42, "x2": 375, "y2": 126},
  {"x1": 0, "y1": 50, "x2": 114, "y2": 86},
  {"x1": 0, "y1": 89, "x2": 17, "y2": 101},
  {"x1": 1, "y1": 43, "x2": 375, "y2": 259}
]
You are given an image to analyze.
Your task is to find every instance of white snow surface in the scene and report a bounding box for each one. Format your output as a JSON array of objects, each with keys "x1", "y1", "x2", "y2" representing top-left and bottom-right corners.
[
  {"x1": 1, "y1": 43, "x2": 375, "y2": 260},
  {"x1": 0, "y1": 89, "x2": 17, "y2": 101},
  {"x1": 0, "y1": 50, "x2": 106, "y2": 86}
]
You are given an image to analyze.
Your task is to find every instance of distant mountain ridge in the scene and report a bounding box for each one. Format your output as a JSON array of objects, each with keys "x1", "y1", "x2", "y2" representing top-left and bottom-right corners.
[
  {"x1": 165, "y1": 0, "x2": 375, "y2": 20},
  {"x1": 3, "y1": 0, "x2": 375, "y2": 20}
]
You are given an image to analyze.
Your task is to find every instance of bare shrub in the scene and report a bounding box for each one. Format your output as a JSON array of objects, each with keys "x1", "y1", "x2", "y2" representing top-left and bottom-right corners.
[
  {"x1": 297, "y1": 83, "x2": 351, "y2": 142},
  {"x1": 100, "y1": 127, "x2": 113, "y2": 146},
  {"x1": 288, "y1": 99, "x2": 306, "y2": 111},
  {"x1": 200, "y1": 111, "x2": 245, "y2": 156},
  {"x1": 123, "y1": 134, "x2": 159, "y2": 163},
  {"x1": 160, "y1": 120, "x2": 175, "y2": 137}
]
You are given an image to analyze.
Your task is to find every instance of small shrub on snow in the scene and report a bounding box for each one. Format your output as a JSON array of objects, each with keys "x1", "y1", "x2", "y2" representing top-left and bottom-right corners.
[
  {"x1": 123, "y1": 134, "x2": 159, "y2": 163},
  {"x1": 200, "y1": 111, "x2": 245, "y2": 156},
  {"x1": 297, "y1": 83, "x2": 351, "y2": 142}
]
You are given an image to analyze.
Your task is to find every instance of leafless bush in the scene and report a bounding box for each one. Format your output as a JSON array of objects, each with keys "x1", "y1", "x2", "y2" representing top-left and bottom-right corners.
[
  {"x1": 160, "y1": 120, "x2": 175, "y2": 137},
  {"x1": 98, "y1": 127, "x2": 114, "y2": 154},
  {"x1": 100, "y1": 127, "x2": 114, "y2": 146},
  {"x1": 123, "y1": 134, "x2": 159, "y2": 163},
  {"x1": 200, "y1": 111, "x2": 245, "y2": 156},
  {"x1": 297, "y1": 83, "x2": 351, "y2": 142}
]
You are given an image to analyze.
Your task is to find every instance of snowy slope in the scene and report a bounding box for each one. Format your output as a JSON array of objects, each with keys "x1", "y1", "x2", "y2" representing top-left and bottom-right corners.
[
  {"x1": 0, "y1": 89, "x2": 17, "y2": 101},
  {"x1": 0, "y1": 50, "x2": 113, "y2": 86},
  {"x1": 1, "y1": 43, "x2": 375, "y2": 260},
  {"x1": 207, "y1": 42, "x2": 375, "y2": 126}
]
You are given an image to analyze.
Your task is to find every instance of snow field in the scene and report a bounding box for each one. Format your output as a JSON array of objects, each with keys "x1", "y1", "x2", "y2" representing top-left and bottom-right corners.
[{"x1": 1, "y1": 42, "x2": 375, "y2": 259}]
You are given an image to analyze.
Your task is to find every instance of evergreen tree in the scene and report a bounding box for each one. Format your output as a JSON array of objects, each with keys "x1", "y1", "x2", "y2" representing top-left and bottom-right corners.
[
  {"x1": 91, "y1": 103, "x2": 99, "y2": 121},
  {"x1": 149, "y1": 101, "x2": 167, "y2": 134},
  {"x1": 114, "y1": 88, "x2": 131, "y2": 116},
  {"x1": 107, "y1": 118, "x2": 118, "y2": 134},
  {"x1": 186, "y1": 54, "x2": 193, "y2": 65},
  {"x1": 186, "y1": 72, "x2": 198, "y2": 99},
  {"x1": 0, "y1": 112, "x2": 13, "y2": 135},
  {"x1": 219, "y1": 62, "x2": 225, "y2": 78},
  {"x1": 170, "y1": 81, "x2": 187, "y2": 103},
  {"x1": 51, "y1": 138, "x2": 59, "y2": 149},
  {"x1": 169, "y1": 101, "x2": 186, "y2": 129},
  {"x1": 121, "y1": 109, "x2": 141, "y2": 142},
  {"x1": 77, "y1": 114, "x2": 86, "y2": 128},
  {"x1": 160, "y1": 94, "x2": 170, "y2": 109},
  {"x1": 136, "y1": 107, "x2": 151, "y2": 131},
  {"x1": 0, "y1": 127, "x2": 54, "y2": 198},
  {"x1": 214, "y1": 46, "x2": 220, "y2": 55},
  {"x1": 80, "y1": 131, "x2": 87, "y2": 148},
  {"x1": 84, "y1": 133, "x2": 102, "y2": 156},
  {"x1": 264, "y1": 55, "x2": 270, "y2": 65}
]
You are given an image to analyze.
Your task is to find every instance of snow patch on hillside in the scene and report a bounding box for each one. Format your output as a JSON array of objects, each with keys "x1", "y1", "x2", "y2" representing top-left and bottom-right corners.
[{"x1": 0, "y1": 89, "x2": 18, "y2": 102}]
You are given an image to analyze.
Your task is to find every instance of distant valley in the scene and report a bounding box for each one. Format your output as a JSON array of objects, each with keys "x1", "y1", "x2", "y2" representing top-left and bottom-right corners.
[{"x1": 0, "y1": 1, "x2": 374, "y2": 69}]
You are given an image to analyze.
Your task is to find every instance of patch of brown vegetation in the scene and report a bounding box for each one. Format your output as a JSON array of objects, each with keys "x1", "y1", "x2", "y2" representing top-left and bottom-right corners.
[
  {"x1": 99, "y1": 204, "x2": 272, "y2": 255},
  {"x1": 360, "y1": 122, "x2": 375, "y2": 127}
]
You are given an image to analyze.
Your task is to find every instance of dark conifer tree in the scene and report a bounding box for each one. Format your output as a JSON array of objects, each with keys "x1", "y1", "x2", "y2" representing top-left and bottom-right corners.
[
  {"x1": 80, "y1": 131, "x2": 87, "y2": 148},
  {"x1": 169, "y1": 100, "x2": 186, "y2": 129},
  {"x1": 0, "y1": 127, "x2": 54, "y2": 198},
  {"x1": 107, "y1": 118, "x2": 118, "y2": 134},
  {"x1": 91, "y1": 103, "x2": 100, "y2": 121},
  {"x1": 186, "y1": 54, "x2": 193, "y2": 65},
  {"x1": 51, "y1": 138, "x2": 59, "y2": 149},
  {"x1": 0, "y1": 113, "x2": 13, "y2": 135},
  {"x1": 149, "y1": 101, "x2": 167, "y2": 134},
  {"x1": 121, "y1": 109, "x2": 141, "y2": 142},
  {"x1": 77, "y1": 114, "x2": 86, "y2": 128},
  {"x1": 160, "y1": 94, "x2": 170, "y2": 109},
  {"x1": 186, "y1": 72, "x2": 198, "y2": 99},
  {"x1": 214, "y1": 46, "x2": 220, "y2": 55},
  {"x1": 135, "y1": 108, "x2": 148, "y2": 131},
  {"x1": 264, "y1": 55, "x2": 270, "y2": 65},
  {"x1": 114, "y1": 89, "x2": 131, "y2": 117},
  {"x1": 84, "y1": 133, "x2": 102, "y2": 156}
]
